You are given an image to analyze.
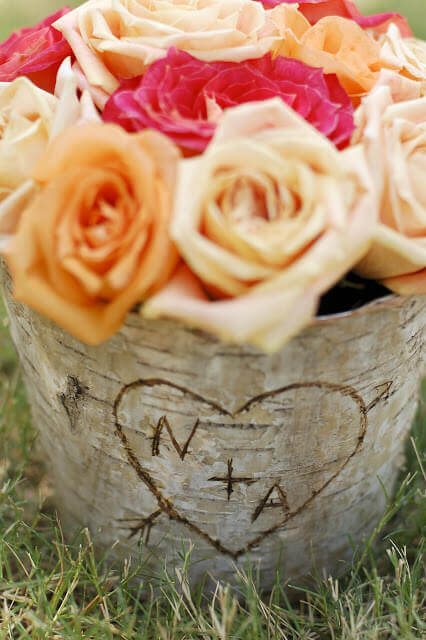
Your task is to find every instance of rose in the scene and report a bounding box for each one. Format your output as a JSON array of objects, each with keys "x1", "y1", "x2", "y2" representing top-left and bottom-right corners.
[
  {"x1": 3, "y1": 124, "x2": 180, "y2": 344},
  {"x1": 0, "y1": 78, "x2": 57, "y2": 203},
  {"x1": 370, "y1": 69, "x2": 424, "y2": 106},
  {"x1": 403, "y1": 38, "x2": 426, "y2": 73},
  {"x1": 0, "y1": 59, "x2": 100, "y2": 249},
  {"x1": 143, "y1": 98, "x2": 375, "y2": 353},
  {"x1": 103, "y1": 48, "x2": 354, "y2": 153},
  {"x1": 71, "y1": 61, "x2": 111, "y2": 110},
  {"x1": 0, "y1": 8, "x2": 73, "y2": 93},
  {"x1": 379, "y1": 26, "x2": 426, "y2": 97},
  {"x1": 54, "y1": 0, "x2": 276, "y2": 96},
  {"x1": 353, "y1": 87, "x2": 426, "y2": 295},
  {"x1": 272, "y1": 11, "x2": 393, "y2": 102},
  {"x1": 258, "y1": 1, "x2": 411, "y2": 37},
  {"x1": 51, "y1": 58, "x2": 102, "y2": 139}
]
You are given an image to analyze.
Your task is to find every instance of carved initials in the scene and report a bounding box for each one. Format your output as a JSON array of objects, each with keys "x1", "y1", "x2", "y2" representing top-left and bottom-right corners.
[
  {"x1": 151, "y1": 415, "x2": 200, "y2": 460},
  {"x1": 252, "y1": 484, "x2": 290, "y2": 523},
  {"x1": 114, "y1": 378, "x2": 369, "y2": 558}
]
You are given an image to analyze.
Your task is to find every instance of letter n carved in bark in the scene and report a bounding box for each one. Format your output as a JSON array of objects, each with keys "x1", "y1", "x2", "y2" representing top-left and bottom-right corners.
[{"x1": 151, "y1": 415, "x2": 200, "y2": 460}]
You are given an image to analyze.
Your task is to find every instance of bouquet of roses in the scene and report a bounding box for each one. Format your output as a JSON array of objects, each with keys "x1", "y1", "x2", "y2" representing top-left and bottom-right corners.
[{"x1": 0, "y1": 0, "x2": 424, "y2": 353}]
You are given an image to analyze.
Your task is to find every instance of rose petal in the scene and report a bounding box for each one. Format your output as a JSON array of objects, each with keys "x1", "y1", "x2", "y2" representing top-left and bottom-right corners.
[
  {"x1": 259, "y1": 0, "x2": 412, "y2": 37},
  {"x1": 382, "y1": 269, "x2": 426, "y2": 295},
  {"x1": 103, "y1": 48, "x2": 354, "y2": 152},
  {"x1": 0, "y1": 179, "x2": 38, "y2": 251},
  {"x1": 0, "y1": 8, "x2": 73, "y2": 93}
]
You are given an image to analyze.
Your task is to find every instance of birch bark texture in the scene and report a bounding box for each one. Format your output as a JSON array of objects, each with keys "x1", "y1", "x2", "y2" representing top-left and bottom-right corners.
[{"x1": 2, "y1": 263, "x2": 425, "y2": 591}]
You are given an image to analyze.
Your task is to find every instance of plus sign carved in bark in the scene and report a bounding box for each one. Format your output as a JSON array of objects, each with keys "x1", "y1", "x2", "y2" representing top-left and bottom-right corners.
[{"x1": 208, "y1": 458, "x2": 257, "y2": 500}]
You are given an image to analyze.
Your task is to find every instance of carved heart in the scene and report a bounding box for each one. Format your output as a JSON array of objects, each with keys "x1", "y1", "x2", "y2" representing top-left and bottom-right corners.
[{"x1": 114, "y1": 379, "x2": 368, "y2": 558}]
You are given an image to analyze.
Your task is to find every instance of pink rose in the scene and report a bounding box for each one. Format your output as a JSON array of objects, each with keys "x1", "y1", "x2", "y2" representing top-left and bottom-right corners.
[
  {"x1": 258, "y1": 1, "x2": 412, "y2": 37},
  {"x1": 0, "y1": 8, "x2": 73, "y2": 93},
  {"x1": 103, "y1": 48, "x2": 354, "y2": 153}
]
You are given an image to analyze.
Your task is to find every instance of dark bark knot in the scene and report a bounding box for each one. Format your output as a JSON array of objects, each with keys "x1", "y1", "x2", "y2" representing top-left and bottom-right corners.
[{"x1": 59, "y1": 376, "x2": 88, "y2": 432}]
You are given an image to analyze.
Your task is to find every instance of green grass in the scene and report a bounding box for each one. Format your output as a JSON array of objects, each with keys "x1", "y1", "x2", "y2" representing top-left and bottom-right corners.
[
  {"x1": 0, "y1": 300, "x2": 425, "y2": 638},
  {"x1": 360, "y1": 1, "x2": 426, "y2": 38},
  {"x1": 0, "y1": 2, "x2": 82, "y2": 40},
  {"x1": 0, "y1": 1, "x2": 425, "y2": 40}
]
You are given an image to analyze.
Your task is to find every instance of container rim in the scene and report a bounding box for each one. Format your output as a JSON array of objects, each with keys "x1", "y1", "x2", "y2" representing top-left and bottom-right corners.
[
  {"x1": 314, "y1": 293, "x2": 404, "y2": 324},
  {"x1": 1, "y1": 256, "x2": 423, "y2": 333}
]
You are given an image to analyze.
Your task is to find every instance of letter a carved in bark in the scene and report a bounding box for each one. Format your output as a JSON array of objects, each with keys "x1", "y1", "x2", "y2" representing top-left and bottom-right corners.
[{"x1": 252, "y1": 484, "x2": 291, "y2": 523}]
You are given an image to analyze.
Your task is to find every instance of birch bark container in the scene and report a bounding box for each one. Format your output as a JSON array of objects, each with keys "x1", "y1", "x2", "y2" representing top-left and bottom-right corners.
[{"x1": 2, "y1": 264, "x2": 425, "y2": 592}]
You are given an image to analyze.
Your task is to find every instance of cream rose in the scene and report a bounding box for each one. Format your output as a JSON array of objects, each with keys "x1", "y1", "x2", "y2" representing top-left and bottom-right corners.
[
  {"x1": 0, "y1": 78, "x2": 57, "y2": 202},
  {"x1": 353, "y1": 86, "x2": 426, "y2": 294},
  {"x1": 380, "y1": 25, "x2": 426, "y2": 97},
  {"x1": 144, "y1": 98, "x2": 375, "y2": 352},
  {"x1": 53, "y1": 0, "x2": 276, "y2": 96},
  {"x1": 371, "y1": 69, "x2": 423, "y2": 105},
  {"x1": 0, "y1": 59, "x2": 100, "y2": 249}
]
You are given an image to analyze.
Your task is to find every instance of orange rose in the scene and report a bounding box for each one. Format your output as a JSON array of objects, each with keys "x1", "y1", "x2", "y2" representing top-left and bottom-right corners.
[
  {"x1": 273, "y1": 12, "x2": 393, "y2": 102},
  {"x1": 4, "y1": 123, "x2": 180, "y2": 344}
]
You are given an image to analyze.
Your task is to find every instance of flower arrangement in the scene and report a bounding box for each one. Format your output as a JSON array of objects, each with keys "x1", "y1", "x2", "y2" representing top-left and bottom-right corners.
[{"x1": 0, "y1": 0, "x2": 424, "y2": 353}]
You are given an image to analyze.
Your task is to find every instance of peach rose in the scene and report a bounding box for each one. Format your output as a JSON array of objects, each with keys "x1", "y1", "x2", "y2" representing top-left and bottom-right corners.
[
  {"x1": 0, "y1": 58, "x2": 100, "y2": 249},
  {"x1": 379, "y1": 25, "x2": 426, "y2": 97},
  {"x1": 144, "y1": 99, "x2": 375, "y2": 352},
  {"x1": 353, "y1": 86, "x2": 426, "y2": 294},
  {"x1": 267, "y1": 3, "x2": 311, "y2": 41},
  {"x1": 273, "y1": 12, "x2": 393, "y2": 102},
  {"x1": 54, "y1": 0, "x2": 276, "y2": 96},
  {"x1": 4, "y1": 124, "x2": 180, "y2": 344}
]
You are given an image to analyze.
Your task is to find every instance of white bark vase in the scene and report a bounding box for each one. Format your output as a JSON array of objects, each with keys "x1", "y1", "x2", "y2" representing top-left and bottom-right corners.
[{"x1": 2, "y1": 263, "x2": 425, "y2": 591}]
